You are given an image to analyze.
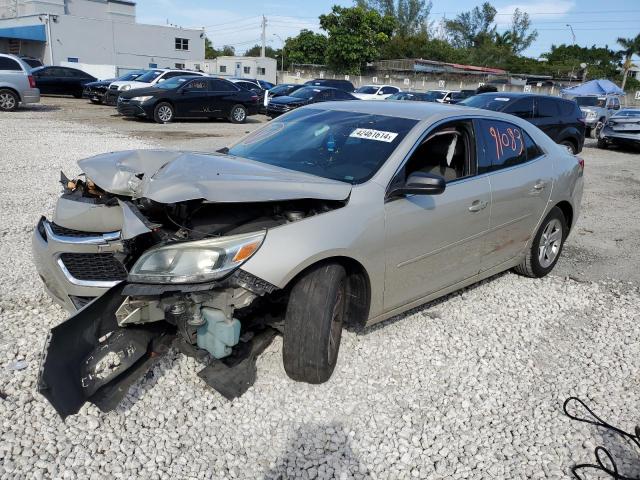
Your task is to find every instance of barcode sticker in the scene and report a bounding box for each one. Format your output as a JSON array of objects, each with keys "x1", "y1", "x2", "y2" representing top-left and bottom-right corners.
[{"x1": 349, "y1": 128, "x2": 398, "y2": 143}]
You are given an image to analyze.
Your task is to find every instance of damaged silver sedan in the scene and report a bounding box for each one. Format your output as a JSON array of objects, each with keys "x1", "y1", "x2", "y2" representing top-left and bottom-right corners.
[{"x1": 33, "y1": 102, "x2": 583, "y2": 417}]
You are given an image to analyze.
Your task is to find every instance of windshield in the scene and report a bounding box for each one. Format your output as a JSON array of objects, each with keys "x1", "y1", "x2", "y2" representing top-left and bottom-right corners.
[
  {"x1": 118, "y1": 70, "x2": 146, "y2": 81},
  {"x1": 153, "y1": 76, "x2": 192, "y2": 89},
  {"x1": 228, "y1": 108, "x2": 417, "y2": 184},
  {"x1": 459, "y1": 95, "x2": 513, "y2": 111},
  {"x1": 356, "y1": 86, "x2": 379, "y2": 94},
  {"x1": 575, "y1": 96, "x2": 606, "y2": 108},
  {"x1": 135, "y1": 70, "x2": 164, "y2": 83},
  {"x1": 269, "y1": 84, "x2": 293, "y2": 95},
  {"x1": 291, "y1": 87, "x2": 321, "y2": 100},
  {"x1": 614, "y1": 109, "x2": 640, "y2": 117}
]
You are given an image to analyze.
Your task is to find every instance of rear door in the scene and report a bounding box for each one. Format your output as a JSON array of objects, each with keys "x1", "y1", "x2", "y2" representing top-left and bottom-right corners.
[
  {"x1": 502, "y1": 97, "x2": 534, "y2": 121},
  {"x1": 533, "y1": 97, "x2": 561, "y2": 141},
  {"x1": 33, "y1": 67, "x2": 61, "y2": 94},
  {"x1": 209, "y1": 79, "x2": 241, "y2": 116},
  {"x1": 476, "y1": 119, "x2": 553, "y2": 270}
]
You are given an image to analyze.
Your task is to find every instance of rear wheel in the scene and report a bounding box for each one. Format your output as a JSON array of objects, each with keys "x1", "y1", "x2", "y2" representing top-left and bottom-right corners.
[
  {"x1": 593, "y1": 119, "x2": 605, "y2": 138},
  {"x1": 229, "y1": 104, "x2": 247, "y2": 124},
  {"x1": 0, "y1": 89, "x2": 19, "y2": 111},
  {"x1": 153, "y1": 102, "x2": 174, "y2": 123},
  {"x1": 514, "y1": 207, "x2": 567, "y2": 278},
  {"x1": 283, "y1": 263, "x2": 347, "y2": 384}
]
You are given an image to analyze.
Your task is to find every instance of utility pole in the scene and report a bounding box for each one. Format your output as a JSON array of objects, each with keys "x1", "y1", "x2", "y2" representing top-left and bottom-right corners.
[{"x1": 260, "y1": 15, "x2": 266, "y2": 58}]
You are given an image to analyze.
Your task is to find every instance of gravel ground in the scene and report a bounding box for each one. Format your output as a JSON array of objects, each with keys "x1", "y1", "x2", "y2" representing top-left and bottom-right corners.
[{"x1": 1, "y1": 101, "x2": 639, "y2": 479}]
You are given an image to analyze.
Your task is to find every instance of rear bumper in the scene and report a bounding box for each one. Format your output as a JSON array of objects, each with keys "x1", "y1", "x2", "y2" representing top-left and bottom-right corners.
[
  {"x1": 22, "y1": 88, "x2": 40, "y2": 104},
  {"x1": 32, "y1": 217, "x2": 124, "y2": 312},
  {"x1": 601, "y1": 127, "x2": 640, "y2": 145}
]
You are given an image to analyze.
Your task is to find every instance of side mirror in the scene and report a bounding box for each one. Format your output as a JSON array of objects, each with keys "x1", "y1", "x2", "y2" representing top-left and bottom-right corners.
[{"x1": 389, "y1": 172, "x2": 446, "y2": 198}]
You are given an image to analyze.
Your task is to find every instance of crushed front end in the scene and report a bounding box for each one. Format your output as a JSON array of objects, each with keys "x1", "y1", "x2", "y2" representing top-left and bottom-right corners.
[{"x1": 33, "y1": 152, "x2": 347, "y2": 417}]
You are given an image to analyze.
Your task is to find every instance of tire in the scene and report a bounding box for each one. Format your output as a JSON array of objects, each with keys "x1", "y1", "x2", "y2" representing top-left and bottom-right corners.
[
  {"x1": 597, "y1": 138, "x2": 608, "y2": 149},
  {"x1": 514, "y1": 207, "x2": 567, "y2": 278},
  {"x1": 73, "y1": 90, "x2": 83, "y2": 99},
  {"x1": 153, "y1": 102, "x2": 174, "y2": 124},
  {"x1": 90, "y1": 99, "x2": 102, "y2": 105},
  {"x1": 283, "y1": 263, "x2": 347, "y2": 384},
  {"x1": 592, "y1": 119, "x2": 605, "y2": 139},
  {"x1": 229, "y1": 104, "x2": 247, "y2": 124},
  {"x1": 560, "y1": 140, "x2": 577, "y2": 155},
  {"x1": 0, "y1": 89, "x2": 19, "y2": 112}
]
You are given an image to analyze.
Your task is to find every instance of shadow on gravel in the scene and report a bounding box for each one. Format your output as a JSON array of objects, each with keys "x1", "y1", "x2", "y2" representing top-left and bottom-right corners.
[
  {"x1": 12, "y1": 105, "x2": 61, "y2": 112},
  {"x1": 263, "y1": 422, "x2": 370, "y2": 480}
]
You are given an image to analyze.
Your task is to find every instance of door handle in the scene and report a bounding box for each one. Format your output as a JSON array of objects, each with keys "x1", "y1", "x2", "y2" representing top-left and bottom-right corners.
[
  {"x1": 468, "y1": 200, "x2": 488, "y2": 212},
  {"x1": 533, "y1": 181, "x2": 547, "y2": 191}
]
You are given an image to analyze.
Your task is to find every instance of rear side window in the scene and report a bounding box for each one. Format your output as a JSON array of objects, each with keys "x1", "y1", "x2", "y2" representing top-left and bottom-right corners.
[
  {"x1": 536, "y1": 98, "x2": 560, "y2": 118},
  {"x1": 0, "y1": 57, "x2": 22, "y2": 71},
  {"x1": 503, "y1": 98, "x2": 534, "y2": 119},
  {"x1": 210, "y1": 79, "x2": 237, "y2": 91},
  {"x1": 477, "y1": 119, "x2": 542, "y2": 173},
  {"x1": 558, "y1": 100, "x2": 579, "y2": 116}
]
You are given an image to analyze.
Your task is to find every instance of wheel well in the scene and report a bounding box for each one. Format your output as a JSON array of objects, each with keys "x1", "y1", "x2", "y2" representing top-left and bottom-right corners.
[
  {"x1": 287, "y1": 256, "x2": 371, "y2": 329},
  {"x1": 560, "y1": 137, "x2": 577, "y2": 149},
  {"x1": 0, "y1": 87, "x2": 20, "y2": 101},
  {"x1": 555, "y1": 201, "x2": 573, "y2": 231}
]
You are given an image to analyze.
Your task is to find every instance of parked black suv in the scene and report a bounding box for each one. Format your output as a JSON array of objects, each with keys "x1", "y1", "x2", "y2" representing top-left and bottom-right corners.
[
  {"x1": 31, "y1": 66, "x2": 97, "y2": 98},
  {"x1": 305, "y1": 78, "x2": 355, "y2": 92},
  {"x1": 117, "y1": 76, "x2": 259, "y2": 124},
  {"x1": 460, "y1": 92, "x2": 585, "y2": 154}
]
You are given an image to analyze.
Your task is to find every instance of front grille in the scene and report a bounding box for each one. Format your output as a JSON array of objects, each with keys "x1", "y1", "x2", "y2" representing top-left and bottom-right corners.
[
  {"x1": 50, "y1": 223, "x2": 103, "y2": 238},
  {"x1": 109, "y1": 85, "x2": 119, "y2": 90},
  {"x1": 60, "y1": 253, "x2": 127, "y2": 282}
]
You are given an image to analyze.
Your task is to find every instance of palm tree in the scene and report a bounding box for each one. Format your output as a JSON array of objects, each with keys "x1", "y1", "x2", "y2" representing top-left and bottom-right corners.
[{"x1": 617, "y1": 34, "x2": 640, "y2": 90}]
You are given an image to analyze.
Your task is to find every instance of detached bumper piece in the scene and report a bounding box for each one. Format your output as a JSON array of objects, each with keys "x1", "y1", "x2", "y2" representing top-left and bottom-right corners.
[{"x1": 37, "y1": 283, "x2": 174, "y2": 419}]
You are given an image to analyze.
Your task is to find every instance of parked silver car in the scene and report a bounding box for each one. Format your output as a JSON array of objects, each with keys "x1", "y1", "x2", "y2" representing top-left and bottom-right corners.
[
  {"x1": 33, "y1": 102, "x2": 584, "y2": 417},
  {"x1": 0, "y1": 53, "x2": 40, "y2": 111},
  {"x1": 574, "y1": 94, "x2": 621, "y2": 137}
]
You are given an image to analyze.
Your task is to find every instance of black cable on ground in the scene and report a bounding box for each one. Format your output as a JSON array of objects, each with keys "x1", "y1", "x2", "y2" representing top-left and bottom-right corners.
[{"x1": 564, "y1": 396, "x2": 640, "y2": 480}]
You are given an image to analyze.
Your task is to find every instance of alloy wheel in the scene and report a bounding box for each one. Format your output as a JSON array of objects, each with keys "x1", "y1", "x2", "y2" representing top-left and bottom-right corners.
[
  {"x1": 0, "y1": 93, "x2": 16, "y2": 111},
  {"x1": 232, "y1": 107, "x2": 246, "y2": 123},
  {"x1": 538, "y1": 218, "x2": 563, "y2": 268},
  {"x1": 158, "y1": 105, "x2": 173, "y2": 122}
]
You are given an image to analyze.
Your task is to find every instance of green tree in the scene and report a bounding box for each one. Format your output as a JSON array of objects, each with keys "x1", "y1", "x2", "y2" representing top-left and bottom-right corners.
[
  {"x1": 244, "y1": 44, "x2": 279, "y2": 58},
  {"x1": 283, "y1": 29, "x2": 328, "y2": 68},
  {"x1": 617, "y1": 34, "x2": 640, "y2": 89},
  {"x1": 357, "y1": 0, "x2": 433, "y2": 37},
  {"x1": 205, "y1": 37, "x2": 236, "y2": 59},
  {"x1": 381, "y1": 34, "x2": 465, "y2": 62},
  {"x1": 505, "y1": 8, "x2": 537, "y2": 54},
  {"x1": 541, "y1": 44, "x2": 622, "y2": 79},
  {"x1": 445, "y1": 2, "x2": 497, "y2": 49},
  {"x1": 319, "y1": 5, "x2": 396, "y2": 74}
]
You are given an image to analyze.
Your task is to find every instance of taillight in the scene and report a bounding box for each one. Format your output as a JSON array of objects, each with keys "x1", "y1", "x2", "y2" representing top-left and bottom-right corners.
[
  {"x1": 28, "y1": 75, "x2": 36, "y2": 88},
  {"x1": 577, "y1": 157, "x2": 584, "y2": 169}
]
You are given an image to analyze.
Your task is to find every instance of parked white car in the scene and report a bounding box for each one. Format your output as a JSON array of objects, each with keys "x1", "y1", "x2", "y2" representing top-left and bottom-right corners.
[
  {"x1": 353, "y1": 84, "x2": 401, "y2": 100},
  {"x1": 428, "y1": 90, "x2": 460, "y2": 103},
  {"x1": 105, "y1": 69, "x2": 207, "y2": 105}
]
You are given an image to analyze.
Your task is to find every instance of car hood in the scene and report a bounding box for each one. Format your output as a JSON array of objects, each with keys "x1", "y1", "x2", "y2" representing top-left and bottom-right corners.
[
  {"x1": 78, "y1": 149, "x2": 352, "y2": 203},
  {"x1": 270, "y1": 96, "x2": 308, "y2": 105},
  {"x1": 120, "y1": 86, "x2": 165, "y2": 98},
  {"x1": 110, "y1": 80, "x2": 152, "y2": 89},
  {"x1": 353, "y1": 93, "x2": 378, "y2": 100}
]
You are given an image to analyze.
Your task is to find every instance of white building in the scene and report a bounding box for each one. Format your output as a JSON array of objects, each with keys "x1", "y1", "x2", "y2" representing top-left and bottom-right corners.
[
  {"x1": 0, "y1": 0, "x2": 205, "y2": 77},
  {"x1": 200, "y1": 56, "x2": 277, "y2": 85}
]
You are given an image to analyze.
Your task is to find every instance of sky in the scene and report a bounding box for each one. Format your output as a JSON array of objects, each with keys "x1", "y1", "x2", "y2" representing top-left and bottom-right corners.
[{"x1": 136, "y1": 0, "x2": 640, "y2": 60}]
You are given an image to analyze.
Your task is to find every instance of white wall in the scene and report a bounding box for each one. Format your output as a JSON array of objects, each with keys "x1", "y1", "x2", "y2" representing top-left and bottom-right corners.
[
  {"x1": 60, "y1": 60, "x2": 115, "y2": 79},
  {"x1": 201, "y1": 56, "x2": 277, "y2": 83}
]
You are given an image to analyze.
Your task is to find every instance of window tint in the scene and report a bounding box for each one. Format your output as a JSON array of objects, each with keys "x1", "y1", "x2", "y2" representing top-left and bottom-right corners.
[
  {"x1": 185, "y1": 78, "x2": 208, "y2": 90},
  {"x1": 536, "y1": 98, "x2": 559, "y2": 118},
  {"x1": 503, "y1": 98, "x2": 534, "y2": 119},
  {"x1": 334, "y1": 90, "x2": 353, "y2": 100},
  {"x1": 478, "y1": 120, "x2": 528, "y2": 173},
  {"x1": 210, "y1": 79, "x2": 237, "y2": 92},
  {"x1": 381, "y1": 86, "x2": 398, "y2": 94},
  {"x1": 0, "y1": 57, "x2": 22, "y2": 71},
  {"x1": 404, "y1": 121, "x2": 475, "y2": 182},
  {"x1": 163, "y1": 71, "x2": 191, "y2": 80},
  {"x1": 558, "y1": 100, "x2": 578, "y2": 116},
  {"x1": 524, "y1": 130, "x2": 543, "y2": 161},
  {"x1": 317, "y1": 90, "x2": 333, "y2": 101}
]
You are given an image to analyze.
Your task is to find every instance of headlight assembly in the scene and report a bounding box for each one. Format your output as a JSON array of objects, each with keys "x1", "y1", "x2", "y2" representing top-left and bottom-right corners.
[
  {"x1": 130, "y1": 96, "x2": 153, "y2": 103},
  {"x1": 120, "y1": 85, "x2": 131, "y2": 91},
  {"x1": 128, "y1": 231, "x2": 265, "y2": 284}
]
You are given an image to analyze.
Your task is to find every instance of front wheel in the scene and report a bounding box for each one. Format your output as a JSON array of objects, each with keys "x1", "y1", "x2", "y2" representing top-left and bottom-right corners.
[
  {"x1": 0, "y1": 89, "x2": 19, "y2": 111},
  {"x1": 560, "y1": 140, "x2": 577, "y2": 155},
  {"x1": 283, "y1": 263, "x2": 347, "y2": 384},
  {"x1": 153, "y1": 102, "x2": 174, "y2": 123},
  {"x1": 514, "y1": 207, "x2": 567, "y2": 278},
  {"x1": 229, "y1": 104, "x2": 247, "y2": 124}
]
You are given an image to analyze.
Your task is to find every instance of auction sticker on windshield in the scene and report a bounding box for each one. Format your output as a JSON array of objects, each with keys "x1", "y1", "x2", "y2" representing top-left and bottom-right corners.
[{"x1": 350, "y1": 128, "x2": 398, "y2": 142}]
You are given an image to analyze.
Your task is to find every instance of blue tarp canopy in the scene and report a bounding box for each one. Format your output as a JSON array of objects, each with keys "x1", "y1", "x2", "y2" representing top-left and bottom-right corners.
[
  {"x1": 0, "y1": 24, "x2": 46, "y2": 42},
  {"x1": 561, "y1": 79, "x2": 625, "y2": 96}
]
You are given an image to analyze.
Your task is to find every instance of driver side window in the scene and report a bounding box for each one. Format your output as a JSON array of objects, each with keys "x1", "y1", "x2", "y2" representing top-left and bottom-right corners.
[{"x1": 403, "y1": 121, "x2": 475, "y2": 183}]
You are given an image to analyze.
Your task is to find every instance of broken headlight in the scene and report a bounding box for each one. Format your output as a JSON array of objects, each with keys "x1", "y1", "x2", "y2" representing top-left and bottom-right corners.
[{"x1": 128, "y1": 231, "x2": 265, "y2": 284}]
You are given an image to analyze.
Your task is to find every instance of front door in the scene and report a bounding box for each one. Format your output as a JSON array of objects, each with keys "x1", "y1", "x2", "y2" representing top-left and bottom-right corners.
[
  {"x1": 534, "y1": 96, "x2": 562, "y2": 142},
  {"x1": 475, "y1": 119, "x2": 554, "y2": 270},
  {"x1": 384, "y1": 119, "x2": 491, "y2": 311},
  {"x1": 174, "y1": 77, "x2": 210, "y2": 117}
]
